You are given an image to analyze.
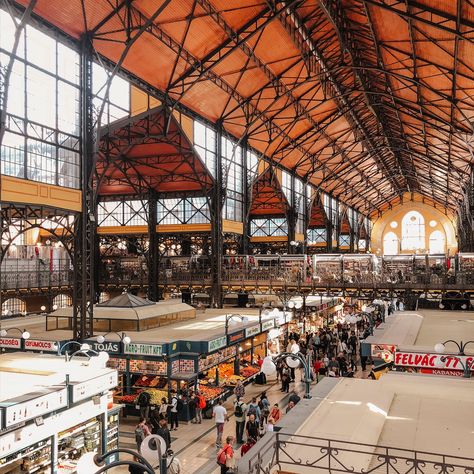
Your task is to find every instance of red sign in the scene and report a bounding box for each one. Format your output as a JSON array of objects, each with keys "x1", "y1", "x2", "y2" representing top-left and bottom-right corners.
[
  {"x1": 420, "y1": 368, "x2": 465, "y2": 377},
  {"x1": 394, "y1": 351, "x2": 473, "y2": 372},
  {"x1": 0, "y1": 338, "x2": 21, "y2": 349},
  {"x1": 24, "y1": 340, "x2": 58, "y2": 352}
]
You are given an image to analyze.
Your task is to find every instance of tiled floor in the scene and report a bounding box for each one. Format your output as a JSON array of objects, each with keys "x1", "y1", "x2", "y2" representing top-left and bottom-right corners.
[
  {"x1": 115, "y1": 371, "x2": 305, "y2": 473},
  {"x1": 114, "y1": 366, "x2": 369, "y2": 473}
]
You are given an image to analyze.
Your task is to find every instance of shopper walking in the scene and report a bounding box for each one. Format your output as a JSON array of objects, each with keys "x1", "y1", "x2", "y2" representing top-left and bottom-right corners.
[
  {"x1": 234, "y1": 396, "x2": 247, "y2": 444},
  {"x1": 188, "y1": 392, "x2": 197, "y2": 423},
  {"x1": 153, "y1": 418, "x2": 171, "y2": 450},
  {"x1": 213, "y1": 399, "x2": 228, "y2": 448},
  {"x1": 169, "y1": 390, "x2": 179, "y2": 431},
  {"x1": 194, "y1": 391, "x2": 205, "y2": 424},
  {"x1": 134, "y1": 418, "x2": 151, "y2": 452},
  {"x1": 137, "y1": 391, "x2": 151, "y2": 421},
  {"x1": 216, "y1": 436, "x2": 235, "y2": 474},
  {"x1": 159, "y1": 397, "x2": 168, "y2": 420},
  {"x1": 281, "y1": 367, "x2": 290, "y2": 393},
  {"x1": 166, "y1": 449, "x2": 182, "y2": 474},
  {"x1": 245, "y1": 413, "x2": 259, "y2": 441},
  {"x1": 234, "y1": 379, "x2": 245, "y2": 399},
  {"x1": 247, "y1": 397, "x2": 261, "y2": 424}
]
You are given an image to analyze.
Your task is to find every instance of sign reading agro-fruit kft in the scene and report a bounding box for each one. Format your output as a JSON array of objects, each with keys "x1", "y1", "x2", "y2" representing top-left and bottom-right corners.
[
  {"x1": 207, "y1": 336, "x2": 227, "y2": 353},
  {"x1": 124, "y1": 343, "x2": 163, "y2": 356}
]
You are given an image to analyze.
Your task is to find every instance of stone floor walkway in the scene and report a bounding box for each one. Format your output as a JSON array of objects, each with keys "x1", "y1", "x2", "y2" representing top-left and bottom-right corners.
[{"x1": 114, "y1": 368, "x2": 370, "y2": 473}]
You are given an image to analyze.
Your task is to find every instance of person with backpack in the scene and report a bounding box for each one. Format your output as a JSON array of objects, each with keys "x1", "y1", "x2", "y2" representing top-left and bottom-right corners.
[
  {"x1": 234, "y1": 396, "x2": 247, "y2": 444},
  {"x1": 247, "y1": 397, "x2": 261, "y2": 424},
  {"x1": 137, "y1": 390, "x2": 151, "y2": 421},
  {"x1": 216, "y1": 436, "x2": 235, "y2": 474},
  {"x1": 168, "y1": 390, "x2": 180, "y2": 431},
  {"x1": 134, "y1": 418, "x2": 151, "y2": 452}
]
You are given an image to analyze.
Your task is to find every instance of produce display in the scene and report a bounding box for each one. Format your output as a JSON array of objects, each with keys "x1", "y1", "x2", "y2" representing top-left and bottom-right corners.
[
  {"x1": 142, "y1": 388, "x2": 169, "y2": 405},
  {"x1": 133, "y1": 375, "x2": 166, "y2": 388},
  {"x1": 198, "y1": 385, "x2": 225, "y2": 401},
  {"x1": 240, "y1": 366, "x2": 259, "y2": 379},
  {"x1": 217, "y1": 363, "x2": 234, "y2": 380},
  {"x1": 114, "y1": 394, "x2": 137, "y2": 405},
  {"x1": 224, "y1": 374, "x2": 244, "y2": 386}
]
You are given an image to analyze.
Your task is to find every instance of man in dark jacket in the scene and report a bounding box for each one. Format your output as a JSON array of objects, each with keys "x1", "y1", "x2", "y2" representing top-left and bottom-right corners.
[
  {"x1": 288, "y1": 392, "x2": 301, "y2": 405},
  {"x1": 154, "y1": 419, "x2": 171, "y2": 450}
]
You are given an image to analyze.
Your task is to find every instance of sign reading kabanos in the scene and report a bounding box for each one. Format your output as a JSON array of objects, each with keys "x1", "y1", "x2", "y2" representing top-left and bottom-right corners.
[{"x1": 394, "y1": 351, "x2": 474, "y2": 371}]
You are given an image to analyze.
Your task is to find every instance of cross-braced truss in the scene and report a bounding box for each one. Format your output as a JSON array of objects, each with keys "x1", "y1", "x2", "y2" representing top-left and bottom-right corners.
[{"x1": 10, "y1": 0, "x2": 474, "y2": 215}]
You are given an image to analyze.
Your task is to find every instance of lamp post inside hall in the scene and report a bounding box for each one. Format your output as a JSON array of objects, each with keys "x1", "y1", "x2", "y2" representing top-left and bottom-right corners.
[
  {"x1": 435, "y1": 340, "x2": 474, "y2": 378},
  {"x1": 261, "y1": 351, "x2": 313, "y2": 399}
]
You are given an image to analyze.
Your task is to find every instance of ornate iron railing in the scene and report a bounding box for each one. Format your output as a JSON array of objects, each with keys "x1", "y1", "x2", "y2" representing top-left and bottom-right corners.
[{"x1": 241, "y1": 432, "x2": 474, "y2": 474}]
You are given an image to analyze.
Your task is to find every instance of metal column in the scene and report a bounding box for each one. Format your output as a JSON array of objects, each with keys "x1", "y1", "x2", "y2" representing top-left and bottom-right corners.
[
  {"x1": 211, "y1": 122, "x2": 224, "y2": 307},
  {"x1": 148, "y1": 191, "x2": 159, "y2": 301},
  {"x1": 73, "y1": 35, "x2": 96, "y2": 339}
]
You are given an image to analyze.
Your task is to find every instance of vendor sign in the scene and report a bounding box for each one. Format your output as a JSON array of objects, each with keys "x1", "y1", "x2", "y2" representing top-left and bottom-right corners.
[
  {"x1": 394, "y1": 351, "x2": 473, "y2": 371},
  {"x1": 371, "y1": 344, "x2": 397, "y2": 362},
  {"x1": 261, "y1": 320, "x2": 275, "y2": 331},
  {"x1": 245, "y1": 325, "x2": 260, "y2": 338},
  {"x1": 207, "y1": 336, "x2": 227, "y2": 353},
  {"x1": 84, "y1": 339, "x2": 120, "y2": 354},
  {"x1": 227, "y1": 330, "x2": 245, "y2": 345},
  {"x1": 0, "y1": 338, "x2": 21, "y2": 349},
  {"x1": 124, "y1": 343, "x2": 163, "y2": 356},
  {"x1": 24, "y1": 339, "x2": 58, "y2": 352}
]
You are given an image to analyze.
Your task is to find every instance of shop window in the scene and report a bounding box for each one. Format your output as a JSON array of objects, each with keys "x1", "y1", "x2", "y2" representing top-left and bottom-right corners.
[
  {"x1": 401, "y1": 211, "x2": 425, "y2": 251},
  {"x1": 429, "y1": 230, "x2": 446, "y2": 254},
  {"x1": 2, "y1": 297, "x2": 26, "y2": 316},
  {"x1": 383, "y1": 232, "x2": 399, "y2": 255}
]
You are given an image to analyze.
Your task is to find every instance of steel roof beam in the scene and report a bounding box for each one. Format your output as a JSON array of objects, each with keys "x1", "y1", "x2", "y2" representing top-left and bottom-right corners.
[{"x1": 277, "y1": 1, "x2": 404, "y2": 197}]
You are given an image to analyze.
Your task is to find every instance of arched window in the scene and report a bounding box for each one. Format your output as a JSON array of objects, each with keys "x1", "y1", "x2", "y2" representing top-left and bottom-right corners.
[
  {"x1": 53, "y1": 294, "x2": 71, "y2": 309},
  {"x1": 2, "y1": 298, "x2": 26, "y2": 317},
  {"x1": 99, "y1": 292, "x2": 110, "y2": 303},
  {"x1": 383, "y1": 232, "x2": 399, "y2": 255},
  {"x1": 401, "y1": 211, "x2": 425, "y2": 251},
  {"x1": 429, "y1": 230, "x2": 446, "y2": 254}
]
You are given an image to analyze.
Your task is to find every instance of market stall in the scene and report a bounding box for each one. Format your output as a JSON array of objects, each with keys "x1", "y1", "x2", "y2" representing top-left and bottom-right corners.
[
  {"x1": 0, "y1": 352, "x2": 119, "y2": 473},
  {"x1": 47, "y1": 293, "x2": 196, "y2": 332}
]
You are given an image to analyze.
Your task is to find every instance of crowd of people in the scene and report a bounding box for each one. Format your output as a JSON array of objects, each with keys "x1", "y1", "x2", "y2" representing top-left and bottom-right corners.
[{"x1": 131, "y1": 303, "x2": 386, "y2": 473}]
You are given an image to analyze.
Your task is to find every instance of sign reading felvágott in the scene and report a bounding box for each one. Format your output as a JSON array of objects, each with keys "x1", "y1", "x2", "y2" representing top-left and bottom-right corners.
[
  {"x1": 394, "y1": 351, "x2": 474, "y2": 371},
  {"x1": 124, "y1": 343, "x2": 163, "y2": 356},
  {"x1": 71, "y1": 371, "x2": 118, "y2": 403}
]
